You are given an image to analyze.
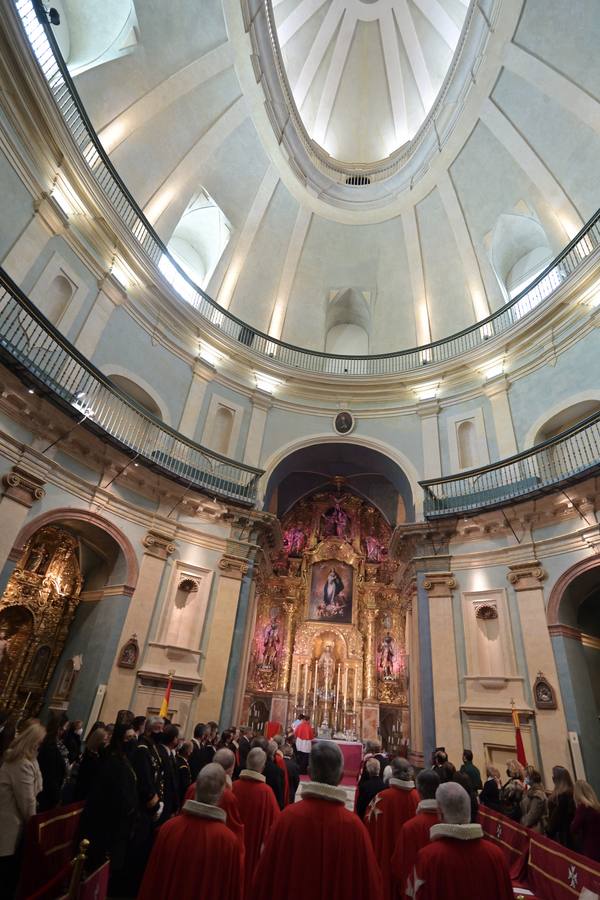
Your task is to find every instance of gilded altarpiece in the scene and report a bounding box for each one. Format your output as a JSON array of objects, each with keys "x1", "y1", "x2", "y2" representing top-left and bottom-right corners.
[
  {"x1": 0, "y1": 526, "x2": 82, "y2": 716},
  {"x1": 243, "y1": 490, "x2": 411, "y2": 748}
]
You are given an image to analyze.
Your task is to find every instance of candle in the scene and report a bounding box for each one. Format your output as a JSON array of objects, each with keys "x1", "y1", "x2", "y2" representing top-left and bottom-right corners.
[
  {"x1": 335, "y1": 664, "x2": 341, "y2": 715},
  {"x1": 343, "y1": 667, "x2": 348, "y2": 711},
  {"x1": 303, "y1": 662, "x2": 308, "y2": 709},
  {"x1": 294, "y1": 662, "x2": 299, "y2": 710},
  {"x1": 313, "y1": 658, "x2": 318, "y2": 710},
  {"x1": 353, "y1": 668, "x2": 357, "y2": 712}
]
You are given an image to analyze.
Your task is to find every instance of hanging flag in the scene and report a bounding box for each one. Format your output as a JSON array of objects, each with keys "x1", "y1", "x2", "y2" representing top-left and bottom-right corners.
[
  {"x1": 159, "y1": 672, "x2": 174, "y2": 719},
  {"x1": 512, "y1": 706, "x2": 527, "y2": 767}
]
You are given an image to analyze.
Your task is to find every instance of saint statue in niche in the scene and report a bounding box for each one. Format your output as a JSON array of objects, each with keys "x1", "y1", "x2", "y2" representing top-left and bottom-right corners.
[
  {"x1": 364, "y1": 533, "x2": 385, "y2": 562},
  {"x1": 322, "y1": 501, "x2": 351, "y2": 539},
  {"x1": 23, "y1": 542, "x2": 51, "y2": 575},
  {"x1": 261, "y1": 615, "x2": 280, "y2": 669},
  {"x1": 283, "y1": 525, "x2": 306, "y2": 557},
  {"x1": 378, "y1": 632, "x2": 396, "y2": 679}
]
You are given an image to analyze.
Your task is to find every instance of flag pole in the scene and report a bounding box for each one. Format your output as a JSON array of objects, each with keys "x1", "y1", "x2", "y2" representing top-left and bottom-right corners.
[{"x1": 159, "y1": 670, "x2": 175, "y2": 719}]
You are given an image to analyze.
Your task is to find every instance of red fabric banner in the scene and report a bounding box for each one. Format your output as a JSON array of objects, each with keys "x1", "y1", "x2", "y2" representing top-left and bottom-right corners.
[
  {"x1": 528, "y1": 833, "x2": 600, "y2": 900},
  {"x1": 17, "y1": 802, "x2": 84, "y2": 899},
  {"x1": 478, "y1": 804, "x2": 530, "y2": 881}
]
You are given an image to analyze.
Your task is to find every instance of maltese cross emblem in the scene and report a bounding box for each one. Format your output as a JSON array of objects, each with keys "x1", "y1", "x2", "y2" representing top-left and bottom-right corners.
[{"x1": 567, "y1": 866, "x2": 578, "y2": 888}]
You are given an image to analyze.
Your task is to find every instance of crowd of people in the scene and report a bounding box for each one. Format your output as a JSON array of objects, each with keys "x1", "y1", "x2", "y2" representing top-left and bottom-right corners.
[{"x1": 0, "y1": 711, "x2": 599, "y2": 899}]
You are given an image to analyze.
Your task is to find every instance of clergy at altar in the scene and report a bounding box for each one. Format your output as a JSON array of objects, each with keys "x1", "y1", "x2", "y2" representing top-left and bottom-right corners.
[
  {"x1": 365, "y1": 757, "x2": 419, "y2": 900},
  {"x1": 409, "y1": 782, "x2": 513, "y2": 899},
  {"x1": 138, "y1": 763, "x2": 243, "y2": 900},
  {"x1": 232, "y1": 748, "x2": 280, "y2": 898},
  {"x1": 391, "y1": 768, "x2": 440, "y2": 898},
  {"x1": 252, "y1": 741, "x2": 383, "y2": 900}
]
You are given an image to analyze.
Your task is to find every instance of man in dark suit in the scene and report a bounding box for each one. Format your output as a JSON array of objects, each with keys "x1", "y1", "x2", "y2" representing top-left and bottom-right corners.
[
  {"x1": 188, "y1": 722, "x2": 206, "y2": 781},
  {"x1": 356, "y1": 757, "x2": 385, "y2": 820},
  {"x1": 251, "y1": 736, "x2": 285, "y2": 809},
  {"x1": 157, "y1": 723, "x2": 181, "y2": 820},
  {"x1": 238, "y1": 727, "x2": 252, "y2": 770}
]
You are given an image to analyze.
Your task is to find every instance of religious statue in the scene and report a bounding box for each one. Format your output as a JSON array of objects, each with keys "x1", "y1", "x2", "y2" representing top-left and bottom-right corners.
[
  {"x1": 378, "y1": 632, "x2": 395, "y2": 679},
  {"x1": 283, "y1": 525, "x2": 306, "y2": 557},
  {"x1": 261, "y1": 616, "x2": 280, "y2": 669},
  {"x1": 364, "y1": 533, "x2": 385, "y2": 562},
  {"x1": 23, "y1": 542, "x2": 51, "y2": 575},
  {"x1": 0, "y1": 629, "x2": 11, "y2": 665},
  {"x1": 322, "y1": 501, "x2": 351, "y2": 540}
]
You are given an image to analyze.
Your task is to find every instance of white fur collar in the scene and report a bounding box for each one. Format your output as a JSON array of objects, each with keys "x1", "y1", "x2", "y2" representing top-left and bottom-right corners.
[
  {"x1": 240, "y1": 769, "x2": 266, "y2": 783},
  {"x1": 417, "y1": 799, "x2": 438, "y2": 813},
  {"x1": 182, "y1": 800, "x2": 226, "y2": 823},
  {"x1": 301, "y1": 781, "x2": 347, "y2": 804},
  {"x1": 389, "y1": 778, "x2": 416, "y2": 790},
  {"x1": 430, "y1": 823, "x2": 483, "y2": 841}
]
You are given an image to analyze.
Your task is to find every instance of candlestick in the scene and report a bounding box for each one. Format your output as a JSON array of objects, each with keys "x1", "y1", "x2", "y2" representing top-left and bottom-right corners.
[
  {"x1": 294, "y1": 662, "x2": 299, "y2": 710},
  {"x1": 335, "y1": 664, "x2": 340, "y2": 716},
  {"x1": 303, "y1": 662, "x2": 308, "y2": 709},
  {"x1": 353, "y1": 668, "x2": 357, "y2": 712},
  {"x1": 313, "y1": 658, "x2": 318, "y2": 711},
  {"x1": 343, "y1": 666, "x2": 348, "y2": 711}
]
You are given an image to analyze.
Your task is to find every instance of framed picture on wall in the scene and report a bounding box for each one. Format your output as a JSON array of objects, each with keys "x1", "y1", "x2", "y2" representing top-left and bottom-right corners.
[{"x1": 308, "y1": 560, "x2": 354, "y2": 624}]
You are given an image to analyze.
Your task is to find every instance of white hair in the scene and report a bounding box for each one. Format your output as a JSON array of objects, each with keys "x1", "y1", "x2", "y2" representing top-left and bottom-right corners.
[
  {"x1": 365, "y1": 758, "x2": 381, "y2": 777},
  {"x1": 436, "y1": 782, "x2": 471, "y2": 824},
  {"x1": 214, "y1": 747, "x2": 235, "y2": 774},
  {"x1": 392, "y1": 757, "x2": 413, "y2": 780},
  {"x1": 195, "y1": 763, "x2": 226, "y2": 805},
  {"x1": 247, "y1": 747, "x2": 266, "y2": 773},
  {"x1": 309, "y1": 741, "x2": 343, "y2": 786}
]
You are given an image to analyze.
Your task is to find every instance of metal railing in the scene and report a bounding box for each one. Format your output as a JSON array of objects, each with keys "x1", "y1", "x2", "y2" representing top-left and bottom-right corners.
[
  {"x1": 421, "y1": 411, "x2": 600, "y2": 517},
  {"x1": 0, "y1": 267, "x2": 263, "y2": 505},
  {"x1": 12, "y1": 0, "x2": 600, "y2": 377}
]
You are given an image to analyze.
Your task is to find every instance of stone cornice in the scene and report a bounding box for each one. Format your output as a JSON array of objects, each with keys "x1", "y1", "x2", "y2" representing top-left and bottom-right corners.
[{"x1": 507, "y1": 560, "x2": 547, "y2": 590}]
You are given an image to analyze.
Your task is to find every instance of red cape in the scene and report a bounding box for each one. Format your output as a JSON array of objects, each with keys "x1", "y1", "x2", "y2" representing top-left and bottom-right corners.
[
  {"x1": 274, "y1": 751, "x2": 290, "y2": 805},
  {"x1": 365, "y1": 782, "x2": 419, "y2": 900},
  {"x1": 138, "y1": 805, "x2": 243, "y2": 900},
  {"x1": 232, "y1": 775, "x2": 280, "y2": 897},
  {"x1": 184, "y1": 783, "x2": 245, "y2": 849},
  {"x1": 412, "y1": 827, "x2": 513, "y2": 899},
  {"x1": 252, "y1": 788, "x2": 383, "y2": 900},
  {"x1": 390, "y1": 806, "x2": 438, "y2": 898},
  {"x1": 294, "y1": 721, "x2": 314, "y2": 740}
]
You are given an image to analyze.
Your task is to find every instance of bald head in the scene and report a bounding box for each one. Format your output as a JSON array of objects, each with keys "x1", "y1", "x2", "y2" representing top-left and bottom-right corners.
[
  {"x1": 309, "y1": 741, "x2": 343, "y2": 786},
  {"x1": 436, "y1": 781, "x2": 471, "y2": 824},
  {"x1": 246, "y1": 747, "x2": 266, "y2": 773},
  {"x1": 214, "y1": 747, "x2": 235, "y2": 775},
  {"x1": 195, "y1": 763, "x2": 226, "y2": 806}
]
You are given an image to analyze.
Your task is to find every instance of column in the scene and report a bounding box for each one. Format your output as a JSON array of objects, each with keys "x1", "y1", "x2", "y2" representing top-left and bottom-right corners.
[
  {"x1": 102, "y1": 528, "x2": 175, "y2": 721},
  {"x1": 243, "y1": 390, "x2": 271, "y2": 467},
  {"x1": 75, "y1": 275, "x2": 125, "y2": 359},
  {"x1": 195, "y1": 554, "x2": 248, "y2": 723},
  {"x1": 485, "y1": 377, "x2": 518, "y2": 458},
  {"x1": 361, "y1": 602, "x2": 379, "y2": 741},
  {"x1": 1, "y1": 195, "x2": 66, "y2": 284},
  {"x1": 418, "y1": 402, "x2": 442, "y2": 478},
  {"x1": 507, "y1": 561, "x2": 571, "y2": 781},
  {"x1": 0, "y1": 466, "x2": 46, "y2": 572},
  {"x1": 423, "y1": 572, "x2": 463, "y2": 764},
  {"x1": 406, "y1": 582, "x2": 424, "y2": 764},
  {"x1": 177, "y1": 360, "x2": 215, "y2": 438}
]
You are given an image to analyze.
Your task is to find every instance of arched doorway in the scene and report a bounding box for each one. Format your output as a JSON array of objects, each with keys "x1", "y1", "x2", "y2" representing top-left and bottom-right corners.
[
  {"x1": 2, "y1": 511, "x2": 138, "y2": 725},
  {"x1": 548, "y1": 559, "x2": 600, "y2": 792}
]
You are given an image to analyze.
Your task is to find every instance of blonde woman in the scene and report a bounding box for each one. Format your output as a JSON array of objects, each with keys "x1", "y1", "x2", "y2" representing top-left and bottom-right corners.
[
  {"x1": 0, "y1": 721, "x2": 45, "y2": 895},
  {"x1": 571, "y1": 780, "x2": 600, "y2": 862}
]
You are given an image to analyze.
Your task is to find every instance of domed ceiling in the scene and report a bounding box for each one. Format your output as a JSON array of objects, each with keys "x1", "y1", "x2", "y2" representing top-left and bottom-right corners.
[{"x1": 272, "y1": 0, "x2": 468, "y2": 163}]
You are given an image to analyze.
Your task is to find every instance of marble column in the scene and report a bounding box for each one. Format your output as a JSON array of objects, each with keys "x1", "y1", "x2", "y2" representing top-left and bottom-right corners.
[
  {"x1": 424, "y1": 571, "x2": 463, "y2": 764},
  {"x1": 177, "y1": 360, "x2": 215, "y2": 439},
  {"x1": 0, "y1": 466, "x2": 46, "y2": 572},
  {"x1": 485, "y1": 376, "x2": 518, "y2": 458},
  {"x1": 363, "y1": 604, "x2": 379, "y2": 700},
  {"x1": 243, "y1": 390, "x2": 272, "y2": 467},
  {"x1": 75, "y1": 274, "x2": 125, "y2": 359},
  {"x1": 102, "y1": 528, "x2": 175, "y2": 721},
  {"x1": 507, "y1": 561, "x2": 571, "y2": 780},
  {"x1": 195, "y1": 554, "x2": 249, "y2": 723}
]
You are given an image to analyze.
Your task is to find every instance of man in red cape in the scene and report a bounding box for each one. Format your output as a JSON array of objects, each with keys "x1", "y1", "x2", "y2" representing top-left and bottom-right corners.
[
  {"x1": 365, "y1": 757, "x2": 419, "y2": 900},
  {"x1": 410, "y1": 782, "x2": 513, "y2": 899},
  {"x1": 184, "y1": 747, "x2": 245, "y2": 854},
  {"x1": 232, "y1": 747, "x2": 280, "y2": 897},
  {"x1": 391, "y1": 768, "x2": 440, "y2": 898},
  {"x1": 272, "y1": 735, "x2": 290, "y2": 804},
  {"x1": 252, "y1": 740, "x2": 383, "y2": 900},
  {"x1": 294, "y1": 715, "x2": 314, "y2": 774},
  {"x1": 139, "y1": 762, "x2": 243, "y2": 900}
]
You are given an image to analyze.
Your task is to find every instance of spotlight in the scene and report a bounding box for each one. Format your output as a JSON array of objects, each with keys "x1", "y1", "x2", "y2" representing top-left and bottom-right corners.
[
  {"x1": 76, "y1": 391, "x2": 86, "y2": 399},
  {"x1": 28, "y1": 388, "x2": 35, "y2": 395}
]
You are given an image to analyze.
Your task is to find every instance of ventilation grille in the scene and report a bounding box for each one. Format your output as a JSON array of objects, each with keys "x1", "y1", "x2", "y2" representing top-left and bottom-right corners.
[{"x1": 345, "y1": 175, "x2": 371, "y2": 186}]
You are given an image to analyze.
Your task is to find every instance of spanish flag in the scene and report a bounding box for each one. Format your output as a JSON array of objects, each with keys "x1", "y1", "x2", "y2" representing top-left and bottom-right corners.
[
  {"x1": 159, "y1": 673, "x2": 173, "y2": 719},
  {"x1": 512, "y1": 706, "x2": 527, "y2": 767}
]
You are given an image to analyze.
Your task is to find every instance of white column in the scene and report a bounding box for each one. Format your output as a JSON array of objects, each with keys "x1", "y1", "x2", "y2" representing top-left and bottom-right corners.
[
  {"x1": 424, "y1": 572, "x2": 462, "y2": 764},
  {"x1": 178, "y1": 360, "x2": 215, "y2": 439},
  {"x1": 418, "y1": 401, "x2": 442, "y2": 478},
  {"x1": 485, "y1": 376, "x2": 518, "y2": 458},
  {"x1": 75, "y1": 276, "x2": 125, "y2": 359},
  {"x1": 1, "y1": 196, "x2": 66, "y2": 284},
  {"x1": 243, "y1": 390, "x2": 271, "y2": 467}
]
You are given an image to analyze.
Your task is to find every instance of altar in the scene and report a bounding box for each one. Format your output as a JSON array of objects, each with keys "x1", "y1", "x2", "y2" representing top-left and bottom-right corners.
[{"x1": 312, "y1": 738, "x2": 363, "y2": 778}]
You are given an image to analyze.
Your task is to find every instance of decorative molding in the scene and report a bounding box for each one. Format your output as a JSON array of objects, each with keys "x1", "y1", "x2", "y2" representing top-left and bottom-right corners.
[
  {"x1": 547, "y1": 623, "x2": 583, "y2": 642},
  {"x1": 2, "y1": 466, "x2": 46, "y2": 508},
  {"x1": 474, "y1": 602, "x2": 498, "y2": 620},
  {"x1": 142, "y1": 530, "x2": 176, "y2": 560},
  {"x1": 422, "y1": 572, "x2": 457, "y2": 596},
  {"x1": 507, "y1": 560, "x2": 546, "y2": 590},
  {"x1": 533, "y1": 672, "x2": 557, "y2": 709},
  {"x1": 117, "y1": 634, "x2": 139, "y2": 669},
  {"x1": 219, "y1": 554, "x2": 250, "y2": 579},
  {"x1": 546, "y1": 555, "x2": 600, "y2": 626}
]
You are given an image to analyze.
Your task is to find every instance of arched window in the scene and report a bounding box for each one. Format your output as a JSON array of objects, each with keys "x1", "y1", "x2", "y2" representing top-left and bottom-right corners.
[
  {"x1": 325, "y1": 288, "x2": 371, "y2": 358},
  {"x1": 44, "y1": 274, "x2": 74, "y2": 324},
  {"x1": 489, "y1": 211, "x2": 554, "y2": 302},
  {"x1": 107, "y1": 374, "x2": 163, "y2": 419},
  {"x1": 211, "y1": 405, "x2": 235, "y2": 456},
  {"x1": 166, "y1": 189, "x2": 231, "y2": 290},
  {"x1": 54, "y1": 0, "x2": 139, "y2": 76},
  {"x1": 457, "y1": 420, "x2": 477, "y2": 469}
]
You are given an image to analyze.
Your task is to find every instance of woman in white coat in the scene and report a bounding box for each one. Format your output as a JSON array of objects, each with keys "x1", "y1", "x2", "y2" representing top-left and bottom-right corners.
[{"x1": 0, "y1": 721, "x2": 45, "y2": 896}]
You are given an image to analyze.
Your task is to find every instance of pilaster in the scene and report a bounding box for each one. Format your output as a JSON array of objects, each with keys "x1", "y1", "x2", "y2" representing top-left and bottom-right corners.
[
  {"x1": 485, "y1": 376, "x2": 518, "y2": 458},
  {"x1": 1, "y1": 194, "x2": 67, "y2": 284},
  {"x1": 418, "y1": 401, "x2": 442, "y2": 478},
  {"x1": 178, "y1": 359, "x2": 216, "y2": 438},
  {"x1": 243, "y1": 390, "x2": 272, "y2": 467},
  {"x1": 0, "y1": 465, "x2": 46, "y2": 571},
  {"x1": 75, "y1": 274, "x2": 125, "y2": 359},
  {"x1": 507, "y1": 560, "x2": 571, "y2": 780}
]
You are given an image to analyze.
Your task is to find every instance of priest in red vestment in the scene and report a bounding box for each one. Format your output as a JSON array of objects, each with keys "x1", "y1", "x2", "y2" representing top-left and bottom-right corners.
[
  {"x1": 272, "y1": 735, "x2": 290, "y2": 804},
  {"x1": 232, "y1": 747, "x2": 280, "y2": 897},
  {"x1": 365, "y1": 757, "x2": 419, "y2": 900},
  {"x1": 252, "y1": 740, "x2": 383, "y2": 900},
  {"x1": 183, "y1": 747, "x2": 245, "y2": 854},
  {"x1": 410, "y1": 782, "x2": 513, "y2": 899},
  {"x1": 293, "y1": 715, "x2": 314, "y2": 774},
  {"x1": 139, "y1": 762, "x2": 243, "y2": 900},
  {"x1": 391, "y1": 768, "x2": 440, "y2": 899}
]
